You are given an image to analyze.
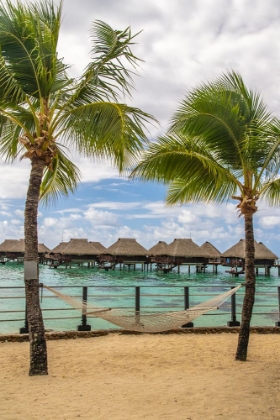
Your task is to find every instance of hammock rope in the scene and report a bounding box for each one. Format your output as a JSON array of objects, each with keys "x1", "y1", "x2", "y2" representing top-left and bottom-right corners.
[{"x1": 42, "y1": 284, "x2": 243, "y2": 333}]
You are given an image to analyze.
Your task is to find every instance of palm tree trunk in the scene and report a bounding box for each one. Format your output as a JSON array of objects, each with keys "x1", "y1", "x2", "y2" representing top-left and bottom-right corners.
[
  {"x1": 24, "y1": 158, "x2": 48, "y2": 375},
  {"x1": 235, "y1": 213, "x2": 256, "y2": 361}
]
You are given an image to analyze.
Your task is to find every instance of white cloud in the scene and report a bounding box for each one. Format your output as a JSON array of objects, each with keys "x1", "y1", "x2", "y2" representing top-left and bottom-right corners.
[
  {"x1": 54, "y1": 208, "x2": 83, "y2": 214},
  {"x1": 91, "y1": 201, "x2": 141, "y2": 210},
  {"x1": 0, "y1": 161, "x2": 30, "y2": 199},
  {"x1": 44, "y1": 217, "x2": 58, "y2": 227},
  {"x1": 0, "y1": 211, "x2": 11, "y2": 217},
  {"x1": 177, "y1": 210, "x2": 199, "y2": 224},
  {"x1": 258, "y1": 216, "x2": 280, "y2": 228},
  {"x1": 83, "y1": 207, "x2": 119, "y2": 227},
  {"x1": 10, "y1": 219, "x2": 21, "y2": 225},
  {"x1": 14, "y1": 209, "x2": 24, "y2": 217}
]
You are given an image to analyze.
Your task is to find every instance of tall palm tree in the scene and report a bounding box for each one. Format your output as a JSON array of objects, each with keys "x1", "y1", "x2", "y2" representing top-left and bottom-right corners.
[
  {"x1": 0, "y1": 0, "x2": 155, "y2": 375},
  {"x1": 132, "y1": 71, "x2": 280, "y2": 361}
]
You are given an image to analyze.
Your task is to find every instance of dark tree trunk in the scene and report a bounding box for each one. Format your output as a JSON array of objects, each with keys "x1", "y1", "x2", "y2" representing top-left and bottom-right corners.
[
  {"x1": 235, "y1": 213, "x2": 256, "y2": 361},
  {"x1": 24, "y1": 158, "x2": 48, "y2": 375}
]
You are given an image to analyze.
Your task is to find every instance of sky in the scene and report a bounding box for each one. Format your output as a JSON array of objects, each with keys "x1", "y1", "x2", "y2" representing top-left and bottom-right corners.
[{"x1": 1, "y1": 0, "x2": 280, "y2": 255}]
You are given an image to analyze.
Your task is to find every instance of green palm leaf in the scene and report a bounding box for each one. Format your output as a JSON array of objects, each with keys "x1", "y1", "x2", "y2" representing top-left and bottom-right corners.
[
  {"x1": 0, "y1": 0, "x2": 64, "y2": 99},
  {"x1": 40, "y1": 147, "x2": 81, "y2": 205}
]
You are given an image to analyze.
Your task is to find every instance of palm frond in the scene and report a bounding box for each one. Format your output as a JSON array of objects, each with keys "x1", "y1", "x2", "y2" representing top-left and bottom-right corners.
[
  {"x1": 0, "y1": 0, "x2": 67, "y2": 99},
  {"x1": 166, "y1": 175, "x2": 237, "y2": 205},
  {"x1": 260, "y1": 178, "x2": 280, "y2": 206},
  {"x1": 132, "y1": 133, "x2": 241, "y2": 188},
  {"x1": 169, "y1": 71, "x2": 274, "y2": 174},
  {"x1": 40, "y1": 146, "x2": 81, "y2": 205},
  {"x1": 0, "y1": 117, "x2": 23, "y2": 160},
  {"x1": 74, "y1": 20, "x2": 142, "y2": 103},
  {"x1": 52, "y1": 101, "x2": 156, "y2": 172},
  {"x1": 0, "y1": 105, "x2": 37, "y2": 159}
]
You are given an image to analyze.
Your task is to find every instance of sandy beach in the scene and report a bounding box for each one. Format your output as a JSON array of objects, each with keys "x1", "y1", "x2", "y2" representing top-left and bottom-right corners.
[{"x1": 1, "y1": 332, "x2": 280, "y2": 420}]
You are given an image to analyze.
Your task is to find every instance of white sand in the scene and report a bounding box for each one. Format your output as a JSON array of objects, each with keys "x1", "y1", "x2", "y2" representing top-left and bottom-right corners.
[{"x1": 1, "y1": 333, "x2": 280, "y2": 420}]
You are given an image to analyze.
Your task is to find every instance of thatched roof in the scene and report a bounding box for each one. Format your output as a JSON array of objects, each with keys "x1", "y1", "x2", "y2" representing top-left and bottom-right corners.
[
  {"x1": 148, "y1": 241, "x2": 168, "y2": 256},
  {"x1": 89, "y1": 241, "x2": 107, "y2": 252},
  {"x1": 8, "y1": 239, "x2": 25, "y2": 253},
  {"x1": 222, "y1": 239, "x2": 278, "y2": 260},
  {"x1": 51, "y1": 242, "x2": 69, "y2": 253},
  {"x1": 0, "y1": 239, "x2": 20, "y2": 252},
  {"x1": 200, "y1": 241, "x2": 221, "y2": 258},
  {"x1": 59, "y1": 238, "x2": 101, "y2": 255},
  {"x1": 0, "y1": 239, "x2": 50, "y2": 254},
  {"x1": 104, "y1": 238, "x2": 149, "y2": 256},
  {"x1": 38, "y1": 243, "x2": 51, "y2": 253},
  {"x1": 222, "y1": 239, "x2": 247, "y2": 258},
  {"x1": 163, "y1": 238, "x2": 208, "y2": 257},
  {"x1": 255, "y1": 242, "x2": 278, "y2": 260}
]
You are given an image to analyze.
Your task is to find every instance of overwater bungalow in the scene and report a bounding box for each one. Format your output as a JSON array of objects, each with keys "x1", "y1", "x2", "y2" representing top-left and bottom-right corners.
[
  {"x1": 148, "y1": 241, "x2": 168, "y2": 257},
  {"x1": 255, "y1": 242, "x2": 278, "y2": 275},
  {"x1": 98, "y1": 238, "x2": 150, "y2": 271},
  {"x1": 45, "y1": 242, "x2": 69, "y2": 267},
  {"x1": 200, "y1": 241, "x2": 222, "y2": 273},
  {"x1": 154, "y1": 238, "x2": 209, "y2": 273},
  {"x1": 0, "y1": 239, "x2": 20, "y2": 263},
  {"x1": 46, "y1": 238, "x2": 101, "y2": 268},
  {"x1": 4, "y1": 239, "x2": 25, "y2": 263},
  {"x1": 148, "y1": 241, "x2": 169, "y2": 270},
  {"x1": 0, "y1": 239, "x2": 50, "y2": 264},
  {"x1": 221, "y1": 239, "x2": 278, "y2": 276}
]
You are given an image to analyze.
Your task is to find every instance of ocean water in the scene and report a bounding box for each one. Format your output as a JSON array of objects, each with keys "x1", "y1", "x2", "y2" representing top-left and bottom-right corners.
[{"x1": 0, "y1": 262, "x2": 279, "y2": 333}]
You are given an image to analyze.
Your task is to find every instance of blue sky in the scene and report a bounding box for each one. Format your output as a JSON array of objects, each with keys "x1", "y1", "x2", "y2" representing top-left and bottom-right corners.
[{"x1": 1, "y1": 0, "x2": 280, "y2": 255}]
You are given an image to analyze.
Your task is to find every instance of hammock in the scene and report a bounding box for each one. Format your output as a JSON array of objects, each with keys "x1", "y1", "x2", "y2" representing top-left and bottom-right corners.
[{"x1": 42, "y1": 284, "x2": 243, "y2": 333}]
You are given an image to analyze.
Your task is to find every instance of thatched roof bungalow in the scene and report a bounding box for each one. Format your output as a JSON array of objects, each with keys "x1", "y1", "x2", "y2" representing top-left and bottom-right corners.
[
  {"x1": 46, "y1": 239, "x2": 101, "y2": 265},
  {"x1": 200, "y1": 241, "x2": 221, "y2": 261},
  {"x1": 0, "y1": 239, "x2": 20, "y2": 256},
  {"x1": 151, "y1": 238, "x2": 209, "y2": 273},
  {"x1": 104, "y1": 238, "x2": 149, "y2": 256},
  {"x1": 221, "y1": 239, "x2": 278, "y2": 267},
  {"x1": 58, "y1": 239, "x2": 101, "y2": 263},
  {"x1": 255, "y1": 242, "x2": 278, "y2": 264},
  {"x1": 61, "y1": 239, "x2": 100, "y2": 256},
  {"x1": 0, "y1": 239, "x2": 49, "y2": 261},
  {"x1": 161, "y1": 238, "x2": 208, "y2": 262},
  {"x1": 148, "y1": 241, "x2": 168, "y2": 258},
  {"x1": 99, "y1": 238, "x2": 149, "y2": 266}
]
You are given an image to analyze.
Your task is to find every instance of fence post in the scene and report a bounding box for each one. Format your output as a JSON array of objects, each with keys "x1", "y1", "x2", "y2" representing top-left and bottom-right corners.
[
  {"x1": 19, "y1": 302, "x2": 29, "y2": 334},
  {"x1": 181, "y1": 286, "x2": 194, "y2": 328},
  {"x1": 275, "y1": 286, "x2": 280, "y2": 326},
  {"x1": 77, "y1": 286, "x2": 91, "y2": 331},
  {"x1": 227, "y1": 286, "x2": 240, "y2": 327},
  {"x1": 135, "y1": 286, "x2": 140, "y2": 313}
]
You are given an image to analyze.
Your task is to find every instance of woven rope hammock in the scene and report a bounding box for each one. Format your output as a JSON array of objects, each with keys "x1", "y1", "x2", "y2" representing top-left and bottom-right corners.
[{"x1": 43, "y1": 284, "x2": 243, "y2": 333}]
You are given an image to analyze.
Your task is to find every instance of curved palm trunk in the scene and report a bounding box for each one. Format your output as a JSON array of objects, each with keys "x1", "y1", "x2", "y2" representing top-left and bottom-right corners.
[
  {"x1": 235, "y1": 213, "x2": 256, "y2": 361},
  {"x1": 24, "y1": 158, "x2": 48, "y2": 375}
]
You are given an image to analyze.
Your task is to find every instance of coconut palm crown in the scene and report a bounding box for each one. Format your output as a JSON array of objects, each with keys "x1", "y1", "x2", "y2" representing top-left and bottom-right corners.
[
  {"x1": 132, "y1": 71, "x2": 280, "y2": 361},
  {"x1": 0, "y1": 0, "x2": 155, "y2": 375}
]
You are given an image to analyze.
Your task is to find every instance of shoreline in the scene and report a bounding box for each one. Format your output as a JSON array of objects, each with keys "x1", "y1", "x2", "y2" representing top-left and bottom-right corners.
[{"x1": 1, "y1": 325, "x2": 280, "y2": 342}]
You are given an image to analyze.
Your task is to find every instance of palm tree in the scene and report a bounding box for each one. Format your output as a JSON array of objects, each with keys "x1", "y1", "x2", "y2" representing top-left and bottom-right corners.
[
  {"x1": 132, "y1": 71, "x2": 280, "y2": 361},
  {"x1": 0, "y1": 0, "x2": 155, "y2": 375}
]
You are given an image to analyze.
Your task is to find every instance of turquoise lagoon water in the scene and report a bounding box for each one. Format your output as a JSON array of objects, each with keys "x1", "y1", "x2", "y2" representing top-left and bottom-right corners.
[{"x1": 0, "y1": 262, "x2": 279, "y2": 333}]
